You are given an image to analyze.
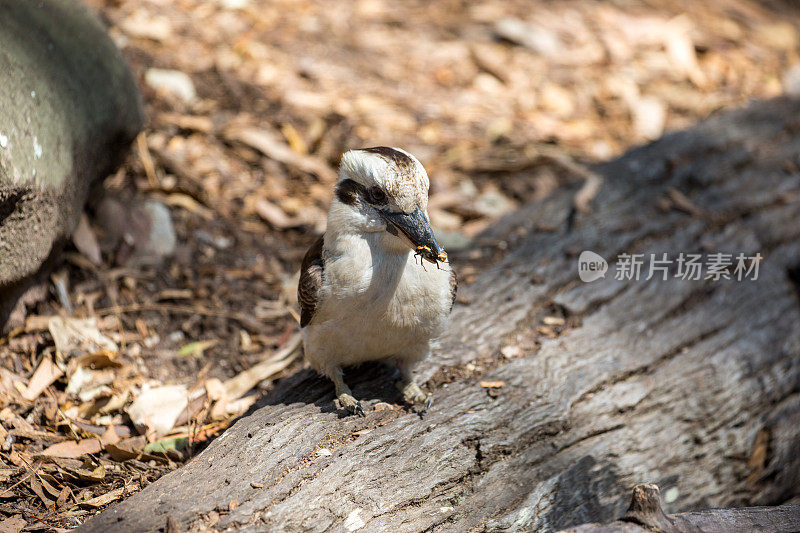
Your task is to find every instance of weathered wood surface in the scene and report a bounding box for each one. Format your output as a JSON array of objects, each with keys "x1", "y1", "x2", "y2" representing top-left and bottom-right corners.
[
  {"x1": 80, "y1": 98, "x2": 800, "y2": 532},
  {"x1": 561, "y1": 484, "x2": 800, "y2": 532}
]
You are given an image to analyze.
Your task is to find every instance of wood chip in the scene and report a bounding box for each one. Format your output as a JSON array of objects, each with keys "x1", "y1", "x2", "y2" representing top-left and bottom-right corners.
[
  {"x1": 105, "y1": 436, "x2": 147, "y2": 461},
  {"x1": 72, "y1": 213, "x2": 102, "y2": 266},
  {"x1": 479, "y1": 381, "x2": 506, "y2": 388},
  {"x1": 41, "y1": 439, "x2": 102, "y2": 458},
  {"x1": 22, "y1": 356, "x2": 64, "y2": 401},
  {"x1": 100, "y1": 426, "x2": 121, "y2": 447},
  {"x1": 0, "y1": 516, "x2": 27, "y2": 533},
  {"x1": 78, "y1": 487, "x2": 124, "y2": 508},
  {"x1": 29, "y1": 477, "x2": 53, "y2": 507},
  {"x1": 48, "y1": 316, "x2": 118, "y2": 359},
  {"x1": 158, "y1": 112, "x2": 214, "y2": 133}
]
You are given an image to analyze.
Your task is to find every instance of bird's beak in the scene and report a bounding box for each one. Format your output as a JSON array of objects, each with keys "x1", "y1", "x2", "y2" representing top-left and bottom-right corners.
[{"x1": 380, "y1": 207, "x2": 447, "y2": 263}]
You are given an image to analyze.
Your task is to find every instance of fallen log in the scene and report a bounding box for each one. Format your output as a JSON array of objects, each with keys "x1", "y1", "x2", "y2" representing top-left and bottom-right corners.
[
  {"x1": 80, "y1": 98, "x2": 800, "y2": 532},
  {"x1": 561, "y1": 484, "x2": 800, "y2": 532}
]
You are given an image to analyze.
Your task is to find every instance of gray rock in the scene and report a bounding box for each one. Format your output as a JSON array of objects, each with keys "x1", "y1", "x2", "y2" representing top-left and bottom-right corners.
[
  {"x1": 144, "y1": 68, "x2": 196, "y2": 104},
  {"x1": 94, "y1": 196, "x2": 176, "y2": 267},
  {"x1": 0, "y1": 0, "x2": 144, "y2": 329}
]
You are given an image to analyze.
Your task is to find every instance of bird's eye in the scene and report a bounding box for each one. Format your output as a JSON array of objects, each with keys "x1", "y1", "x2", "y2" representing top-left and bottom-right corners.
[{"x1": 369, "y1": 187, "x2": 387, "y2": 204}]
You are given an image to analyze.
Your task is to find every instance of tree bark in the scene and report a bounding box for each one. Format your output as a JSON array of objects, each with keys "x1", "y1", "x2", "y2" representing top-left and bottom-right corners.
[
  {"x1": 79, "y1": 98, "x2": 800, "y2": 532},
  {"x1": 561, "y1": 484, "x2": 800, "y2": 533}
]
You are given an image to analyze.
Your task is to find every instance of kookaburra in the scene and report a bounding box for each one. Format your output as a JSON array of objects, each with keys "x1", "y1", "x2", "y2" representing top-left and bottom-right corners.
[{"x1": 298, "y1": 147, "x2": 456, "y2": 415}]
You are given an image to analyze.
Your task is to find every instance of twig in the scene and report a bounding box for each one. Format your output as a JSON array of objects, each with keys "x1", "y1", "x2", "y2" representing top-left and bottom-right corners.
[{"x1": 137, "y1": 132, "x2": 159, "y2": 189}]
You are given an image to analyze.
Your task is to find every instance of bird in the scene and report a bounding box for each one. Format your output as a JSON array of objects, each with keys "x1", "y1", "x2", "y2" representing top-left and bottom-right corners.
[{"x1": 298, "y1": 146, "x2": 456, "y2": 415}]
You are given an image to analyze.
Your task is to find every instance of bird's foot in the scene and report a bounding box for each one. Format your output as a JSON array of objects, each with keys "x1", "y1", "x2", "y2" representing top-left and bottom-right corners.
[
  {"x1": 397, "y1": 380, "x2": 432, "y2": 410},
  {"x1": 337, "y1": 392, "x2": 366, "y2": 417},
  {"x1": 332, "y1": 370, "x2": 366, "y2": 416}
]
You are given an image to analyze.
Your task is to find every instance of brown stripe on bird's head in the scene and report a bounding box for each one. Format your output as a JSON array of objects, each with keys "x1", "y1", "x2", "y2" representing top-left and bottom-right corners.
[
  {"x1": 362, "y1": 147, "x2": 415, "y2": 173},
  {"x1": 335, "y1": 179, "x2": 366, "y2": 206}
]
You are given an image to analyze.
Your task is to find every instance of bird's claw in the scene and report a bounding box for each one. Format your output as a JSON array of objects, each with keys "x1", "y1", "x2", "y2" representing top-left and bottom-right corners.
[
  {"x1": 397, "y1": 380, "x2": 431, "y2": 410},
  {"x1": 354, "y1": 401, "x2": 366, "y2": 417},
  {"x1": 337, "y1": 393, "x2": 367, "y2": 417}
]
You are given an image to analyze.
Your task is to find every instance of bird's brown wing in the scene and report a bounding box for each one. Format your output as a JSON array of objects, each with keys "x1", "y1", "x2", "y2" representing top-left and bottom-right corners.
[
  {"x1": 449, "y1": 267, "x2": 458, "y2": 312},
  {"x1": 298, "y1": 234, "x2": 325, "y2": 328}
]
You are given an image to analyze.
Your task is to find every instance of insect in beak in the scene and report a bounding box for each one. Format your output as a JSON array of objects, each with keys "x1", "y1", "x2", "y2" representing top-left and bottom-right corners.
[
  {"x1": 415, "y1": 245, "x2": 447, "y2": 265},
  {"x1": 380, "y1": 207, "x2": 448, "y2": 265}
]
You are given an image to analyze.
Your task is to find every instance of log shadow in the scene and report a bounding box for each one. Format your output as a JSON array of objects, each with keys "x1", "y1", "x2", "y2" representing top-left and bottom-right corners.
[{"x1": 245, "y1": 361, "x2": 409, "y2": 419}]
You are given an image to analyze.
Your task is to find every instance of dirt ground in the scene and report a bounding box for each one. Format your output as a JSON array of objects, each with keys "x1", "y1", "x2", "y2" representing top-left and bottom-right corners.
[{"x1": 2, "y1": 0, "x2": 800, "y2": 529}]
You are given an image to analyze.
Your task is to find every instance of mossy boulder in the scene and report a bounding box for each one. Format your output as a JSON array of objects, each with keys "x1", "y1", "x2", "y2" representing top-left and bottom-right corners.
[{"x1": 0, "y1": 0, "x2": 144, "y2": 327}]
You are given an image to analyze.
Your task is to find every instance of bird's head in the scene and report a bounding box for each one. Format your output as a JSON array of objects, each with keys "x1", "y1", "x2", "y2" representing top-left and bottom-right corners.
[{"x1": 330, "y1": 146, "x2": 447, "y2": 263}]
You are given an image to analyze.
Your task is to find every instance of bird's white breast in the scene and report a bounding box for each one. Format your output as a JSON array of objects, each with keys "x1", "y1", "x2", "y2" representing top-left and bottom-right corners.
[{"x1": 303, "y1": 231, "x2": 452, "y2": 375}]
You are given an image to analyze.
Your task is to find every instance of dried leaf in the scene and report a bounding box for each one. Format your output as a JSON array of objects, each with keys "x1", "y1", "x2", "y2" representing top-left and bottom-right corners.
[
  {"x1": 48, "y1": 316, "x2": 118, "y2": 360},
  {"x1": 29, "y1": 478, "x2": 53, "y2": 507},
  {"x1": 72, "y1": 213, "x2": 102, "y2": 265},
  {"x1": 41, "y1": 439, "x2": 102, "y2": 458},
  {"x1": 204, "y1": 378, "x2": 226, "y2": 401},
  {"x1": 178, "y1": 340, "x2": 218, "y2": 357},
  {"x1": 24, "y1": 315, "x2": 52, "y2": 331},
  {"x1": 144, "y1": 436, "x2": 188, "y2": 455},
  {"x1": 78, "y1": 486, "x2": 124, "y2": 508},
  {"x1": 663, "y1": 16, "x2": 707, "y2": 87},
  {"x1": 70, "y1": 350, "x2": 122, "y2": 372},
  {"x1": 157, "y1": 112, "x2": 213, "y2": 133},
  {"x1": 280, "y1": 123, "x2": 308, "y2": 154},
  {"x1": 100, "y1": 426, "x2": 121, "y2": 447},
  {"x1": 0, "y1": 469, "x2": 14, "y2": 483},
  {"x1": 214, "y1": 395, "x2": 258, "y2": 419},
  {"x1": 127, "y1": 384, "x2": 189, "y2": 437},
  {"x1": 22, "y1": 356, "x2": 64, "y2": 401},
  {"x1": 37, "y1": 473, "x2": 62, "y2": 499},
  {"x1": 0, "y1": 516, "x2": 27, "y2": 533},
  {"x1": 56, "y1": 486, "x2": 72, "y2": 509},
  {"x1": 66, "y1": 365, "x2": 116, "y2": 401},
  {"x1": 105, "y1": 436, "x2": 147, "y2": 461},
  {"x1": 74, "y1": 459, "x2": 106, "y2": 482}
]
